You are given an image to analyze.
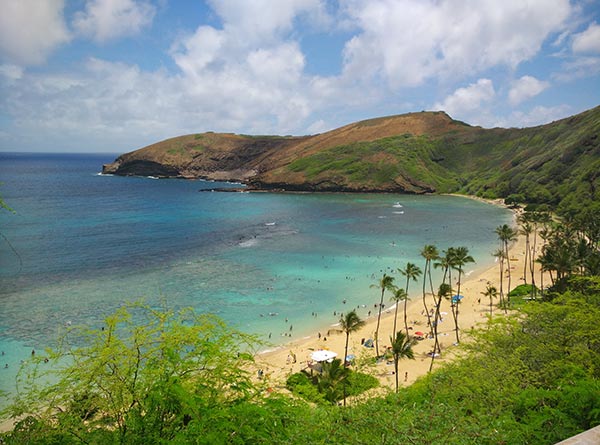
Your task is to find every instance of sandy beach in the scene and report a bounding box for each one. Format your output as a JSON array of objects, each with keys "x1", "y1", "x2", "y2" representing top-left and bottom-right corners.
[{"x1": 254, "y1": 204, "x2": 543, "y2": 394}]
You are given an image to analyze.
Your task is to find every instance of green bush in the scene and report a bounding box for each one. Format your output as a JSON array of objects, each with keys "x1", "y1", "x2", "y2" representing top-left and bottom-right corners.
[{"x1": 286, "y1": 368, "x2": 378, "y2": 405}]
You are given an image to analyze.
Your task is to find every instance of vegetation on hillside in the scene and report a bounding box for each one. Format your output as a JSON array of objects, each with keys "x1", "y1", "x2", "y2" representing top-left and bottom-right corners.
[
  {"x1": 286, "y1": 135, "x2": 461, "y2": 192},
  {"x1": 3, "y1": 278, "x2": 599, "y2": 444},
  {"x1": 3, "y1": 211, "x2": 599, "y2": 444},
  {"x1": 451, "y1": 106, "x2": 600, "y2": 217},
  {"x1": 105, "y1": 105, "x2": 600, "y2": 222}
]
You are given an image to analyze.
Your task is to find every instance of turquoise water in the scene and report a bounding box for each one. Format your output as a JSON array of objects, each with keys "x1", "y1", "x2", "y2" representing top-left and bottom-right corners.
[{"x1": 0, "y1": 153, "x2": 513, "y2": 394}]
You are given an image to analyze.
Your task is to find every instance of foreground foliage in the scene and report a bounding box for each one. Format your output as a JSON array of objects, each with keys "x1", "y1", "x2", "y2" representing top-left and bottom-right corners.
[
  {"x1": 3, "y1": 278, "x2": 600, "y2": 444},
  {"x1": 286, "y1": 363, "x2": 379, "y2": 405}
]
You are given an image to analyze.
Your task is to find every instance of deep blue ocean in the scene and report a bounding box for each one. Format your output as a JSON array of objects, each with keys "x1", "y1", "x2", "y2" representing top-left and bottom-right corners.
[{"x1": 0, "y1": 152, "x2": 512, "y2": 393}]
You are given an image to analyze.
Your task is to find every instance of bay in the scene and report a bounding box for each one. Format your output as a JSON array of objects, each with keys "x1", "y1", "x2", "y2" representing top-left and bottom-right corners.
[{"x1": 0, "y1": 152, "x2": 512, "y2": 395}]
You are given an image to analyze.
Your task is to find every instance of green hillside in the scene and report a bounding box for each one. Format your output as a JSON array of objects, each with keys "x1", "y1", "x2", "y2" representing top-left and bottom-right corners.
[
  {"x1": 4, "y1": 276, "x2": 600, "y2": 444},
  {"x1": 280, "y1": 106, "x2": 600, "y2": 212},
  {"x1": 103, "y1": 105, "x2": 600, "y2": 215}
]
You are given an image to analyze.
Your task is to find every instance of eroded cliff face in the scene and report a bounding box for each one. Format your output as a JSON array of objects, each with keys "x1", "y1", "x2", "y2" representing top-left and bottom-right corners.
[
  {"x1": 103, "y1": 159, "x2": 181, "y2": 177},
  {"x1": 102, "y1": 133, "x2": 311, "y2": 182}
]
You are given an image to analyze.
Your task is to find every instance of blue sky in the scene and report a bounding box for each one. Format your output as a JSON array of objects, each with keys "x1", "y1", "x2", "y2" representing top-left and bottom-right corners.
[{"x1": 1, "y1": 0, "x2": 599, "y2": 153}]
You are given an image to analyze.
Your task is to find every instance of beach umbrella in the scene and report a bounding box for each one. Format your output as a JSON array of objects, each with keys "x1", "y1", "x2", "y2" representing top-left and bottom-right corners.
[
  {"x1": 451, "y1": 295, "x2": 464, "y2": 304},
  {"x1": 414, "y1": 331, "x2": 425, "y2": 337},
  {"x1": 310, "y1": 350, "x2": 338, "y2": 363}
]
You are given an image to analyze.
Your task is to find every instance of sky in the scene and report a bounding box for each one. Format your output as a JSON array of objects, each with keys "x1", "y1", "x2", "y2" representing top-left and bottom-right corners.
[{"x1": 0, "y1": 0, "x2": 599, "y2": 154}]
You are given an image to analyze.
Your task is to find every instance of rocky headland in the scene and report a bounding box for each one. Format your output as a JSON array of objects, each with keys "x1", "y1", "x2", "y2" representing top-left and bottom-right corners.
[{"x1": 103, "y1": 106, "x2": 600, "y2": 204}]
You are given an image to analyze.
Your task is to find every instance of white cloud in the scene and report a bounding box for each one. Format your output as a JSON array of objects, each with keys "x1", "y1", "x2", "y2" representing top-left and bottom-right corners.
[
  {"x1": 497, "y1": 105, "x2": 572, "y2": 128},
  {"x1": 0, "y1": 1, "x2": 592, "y2": 153},
  {"x1": 0, "y1": 58, "x2": 179, "y2": 151},
  {"x1": 73, "y1": 0, "x2": 156, "y2": 43},
  {"x1": 207, "y1": 0, "x2": 330, "y2": 42},
  {"x1": 0, "y1": 0, "x2": 70, "y2": 66},
  {"x1": 340, "y1": 0, "x2": 572, "y2": 88},
  {"x1": 508, "y1": 76, "x2": 550, "y2": 106},
  {"x1": 168, "y1": 1, "x2": 337, "y2": 133},
  {"x1": 0, "y1": 64, "x2": 23, "y2": 81},
  {"x1": 572, "y1": 22, "x2": 600, "y2": 54},
  {"x1": 433, "y1": 79, "x2": 496, "y2": 118}
]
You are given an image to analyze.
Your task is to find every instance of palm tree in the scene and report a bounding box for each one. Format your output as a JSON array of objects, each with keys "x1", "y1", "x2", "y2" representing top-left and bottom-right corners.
[
  {"x1": 492, "y1": 248, "x2": 507, "y2": 313},
  {"x1": 399, "y1": 262, "x2": 422, "y2": 336},
  {"x1": 518, "y1": 218, "x2": 534, "y2": 286},
  {"x1": 495, "y1": 224, "x2": 518, "y2": 303},
  {"x1": 449, "y1": 247, "x2": 474, "y2": 344},
  {"x1": 434, "y1": 248, "x2": 455, "y2": 285},
  {"x1": 317, "y1": 358, "x2": 349, "y2": 404},
  {"x1": 339, "y1": 310, "x2": 365, "y2": 406},
  {"x1": 429, "y1": 283, "x2": 452, "y2": 372},
  {"x1": 390, "y1": 288, "x2": 407, "y2": 339},
  {"x1": 340, "y1": 310, "x2": 365, "y2": 369},
  {"x1": 431, "y1": 247, "x2": 453, "y2": 325},
  {"x1": 420, "y1": 244, "x2": 439, "y2": 337},
  {"x1": 370, "y1": 273, "x2": 395, "y2": 357},
  {"x1": 481, "y1": 283, "x2": 498, "y2": 317},
  {"x1": 389, "y1": 331, "x2": 416, "y2": 393},
  {"x1": 533, "y1": 211, "x2": 552, "y2": 297}
]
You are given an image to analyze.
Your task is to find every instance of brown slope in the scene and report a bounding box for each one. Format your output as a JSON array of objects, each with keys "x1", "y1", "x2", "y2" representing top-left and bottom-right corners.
[
  {"x1": 103, "y1": 132, "x2": 310, "y2": 181},
  {"x1": 102, "y1": 111, "x2": 473, "y2": 187},
  {"x1": 269, "y1": 110, "x2": 470, "y2": 165}
]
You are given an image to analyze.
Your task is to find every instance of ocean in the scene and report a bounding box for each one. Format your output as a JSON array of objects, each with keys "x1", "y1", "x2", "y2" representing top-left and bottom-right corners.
[{"x1": 0, "y1": 152, "x2": 512, "y2": 394}]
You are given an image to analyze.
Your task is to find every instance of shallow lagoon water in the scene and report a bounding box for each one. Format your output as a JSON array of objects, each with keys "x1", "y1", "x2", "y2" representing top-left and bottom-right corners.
[{"x1": 0, "y1": 153, "x2": 512, "y2": 395}]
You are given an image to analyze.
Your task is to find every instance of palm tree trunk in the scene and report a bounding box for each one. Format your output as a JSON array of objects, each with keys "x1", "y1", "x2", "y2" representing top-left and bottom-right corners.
[
  {"x1": 429, "y1": 294, "x2": 442, "y2": 372},
  {"x1": 451, "y1": 301, "x2": 459, "y2": 344},
  {"x1": 343, "y1": 332, "x2": 349, "y2": 406},
  {"x1": 375, "y1": 289, "x2": 384, "y2": 357},
  {"x1": 392, "y1": 303, "x2": 399, "y2": 339},
  {"x1": 523, "y1": 235, "x2": 529, "y2": 285},
  {"x1": 505, "y1": 241, "x2": 512, "y2": 304},
  {"x1": 499, "y1": 256, "x2": 507, "y2": 314},
  {"x1": 453, "y1": 270, "x2": 462, "y2": 344},
  {"x1": 404, "y1": 277, "x2": 410, "y2": 337},
  {"x1": 394, "y1": 357, "x2": 399, "y2": 393},
  {"x1": 422, "y1": 260, "x2": 433, "y2": 337},
  {"x1": 403, "y1": 296, "x2": 409, "y2": 338},
  {"x1": 531, "y1": 230, "x2": 538, "y2": 299}
]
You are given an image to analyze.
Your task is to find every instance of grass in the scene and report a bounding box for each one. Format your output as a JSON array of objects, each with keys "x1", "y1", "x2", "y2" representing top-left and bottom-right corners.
[{"x1": 287, "y1": 135, "x2": 462, "y2": 191}]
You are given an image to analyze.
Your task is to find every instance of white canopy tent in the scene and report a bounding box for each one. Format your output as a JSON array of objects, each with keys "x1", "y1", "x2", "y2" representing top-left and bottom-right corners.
[{"x1": 310, "y1": 350, "x2": 338, "y2": 363}]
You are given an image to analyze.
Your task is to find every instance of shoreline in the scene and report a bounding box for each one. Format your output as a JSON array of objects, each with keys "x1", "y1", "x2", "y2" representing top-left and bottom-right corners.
[{"x1": 254, "y1": 201, "x2": 538, "y2": 393}]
